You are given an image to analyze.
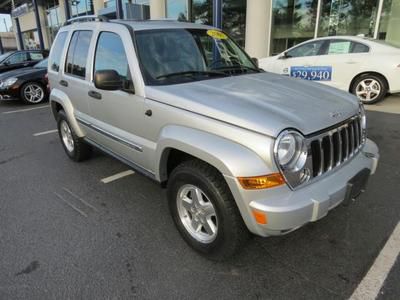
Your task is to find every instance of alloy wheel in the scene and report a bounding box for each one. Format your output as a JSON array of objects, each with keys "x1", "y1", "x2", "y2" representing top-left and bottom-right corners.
[
  {"x1": 60, "y1": 120, "x2": 74, "y2": 153},
  {"x1": 23, "y1": 83, "x2": 44, "y2": 104},
  {"x1": 355, "y1": 79, "x2": 381, "y2": 103},
  {"x1": 177, "y1": 184, "x2": 218, "y2": 243}
]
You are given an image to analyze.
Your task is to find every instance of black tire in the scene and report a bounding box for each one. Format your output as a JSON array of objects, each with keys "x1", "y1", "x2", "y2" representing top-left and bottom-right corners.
[
  {"x1": 167, "y1": 159, "x2": 249, "y2": 261},
  {"x1": 351, "y1": 74, "x2": 388, "y2": 105},
  {"x1": 57, "y1": 110, "x2": 91, "y2": 162},
  {"x1": 20, "y1": 82, "x2": 47, "y2": 105}
]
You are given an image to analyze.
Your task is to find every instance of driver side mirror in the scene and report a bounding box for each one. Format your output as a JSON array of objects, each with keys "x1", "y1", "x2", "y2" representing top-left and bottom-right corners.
[
  {"x1": 251, "y1": 57, "x2": 259, "y2": 68},
  {"x1": 279, "y1": 52, "x2": 290, "y2": 60},
  {"x1": 94, "y1": 69, "x2": 123, "y2": 91}
]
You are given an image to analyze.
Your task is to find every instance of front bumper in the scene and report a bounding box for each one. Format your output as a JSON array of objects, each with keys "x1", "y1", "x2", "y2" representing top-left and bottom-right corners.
[
  {"x1": 0, "y1": 86, "x2": 19, "y2": 100},
  {"x1": 224, "y1": 139, "x2": 379, "y2": 237}
]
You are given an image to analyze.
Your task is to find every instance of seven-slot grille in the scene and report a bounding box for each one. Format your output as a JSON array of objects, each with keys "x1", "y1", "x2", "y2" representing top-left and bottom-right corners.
[{"x1": 309, "y1": 115, "x2": 364, "y2": 178}]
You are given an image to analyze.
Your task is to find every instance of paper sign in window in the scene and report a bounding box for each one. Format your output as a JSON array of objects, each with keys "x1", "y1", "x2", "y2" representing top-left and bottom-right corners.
[{"x1": 328, "y1": 42, "x2": 351, "y2": 54}]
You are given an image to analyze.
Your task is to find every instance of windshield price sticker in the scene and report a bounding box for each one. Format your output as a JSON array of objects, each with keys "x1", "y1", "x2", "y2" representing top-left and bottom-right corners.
[
  {"x1": 207, "y1": 30, "x2": 228, "y2": 40},
  {"x1": 290, "y1": 66, "x2": 332, "y2": 81}
]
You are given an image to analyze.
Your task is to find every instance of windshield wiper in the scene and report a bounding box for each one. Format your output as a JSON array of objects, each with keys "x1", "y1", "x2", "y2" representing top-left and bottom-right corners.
[
  {"x1": 156, "y1": 70, "x2": 227, "y2": 80},
  {"x1": 215, "y1": 65, "x2": 261, "y2": 73}
]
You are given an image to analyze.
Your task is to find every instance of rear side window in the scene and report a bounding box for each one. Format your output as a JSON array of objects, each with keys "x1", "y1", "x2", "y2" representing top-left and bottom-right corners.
[
  {"x1": 65, "y1": 30, "x2": 93, "y2": 78},
  {"x1": 327, "y1": 40, "x2": 352, "y2": 55},
  {"x1": 49, "y1": 31, "x2": 67, "y2": 72},
  {"x1": 351, "y1": 42, "x2": 369, "y2": 53},
  {"x1": 94, "y1": 32, "x2": 129, "y2": 79},
  {"x1": 30, "y1": 52, "x2": 44, "y2": 61}
]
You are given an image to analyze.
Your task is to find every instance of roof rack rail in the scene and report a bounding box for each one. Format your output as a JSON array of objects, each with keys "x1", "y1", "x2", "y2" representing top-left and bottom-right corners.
[{"x1": 64, "y1": 15, "x2": 108, "y2": 26}]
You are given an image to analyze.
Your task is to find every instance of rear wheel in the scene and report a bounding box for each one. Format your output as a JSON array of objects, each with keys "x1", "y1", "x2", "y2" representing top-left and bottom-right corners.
[
  {"x1": 167, "y1": 160, "x2": 249, "y2": 261},
  {"x1": 20, "y1": 82, "x2": 46, "y2": 104},
  {"x1": 351, "y1": 74, "x2": 387, "y2": 104},
  {"x1": 57, "y1": 110, "x2": 91, "y2": 162}
]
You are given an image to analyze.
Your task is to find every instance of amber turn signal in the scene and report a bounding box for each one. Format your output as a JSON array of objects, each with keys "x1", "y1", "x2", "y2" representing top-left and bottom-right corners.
[
  {"x1": 237, "y1": 173, "x2": 285, "y2": 190},
  {"x1": 252, "y1": 210, "x2": 268, "y2": 224}
]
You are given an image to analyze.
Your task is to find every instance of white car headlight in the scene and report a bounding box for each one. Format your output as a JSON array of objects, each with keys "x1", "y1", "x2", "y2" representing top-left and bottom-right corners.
[
  {"x1": 274, "y1": 130, "x2": 307, "y2": 172},
  {"x1": 3, "y1": 77, "x2": 18, "y2": 87}
]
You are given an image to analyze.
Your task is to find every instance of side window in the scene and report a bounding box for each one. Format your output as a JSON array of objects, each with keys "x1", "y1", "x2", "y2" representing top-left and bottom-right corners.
[
  {"x1": 327, "y1": 40, "x2": 352, "y2": 55},
  {"x1": 65, "y1": 30, "x2": 93, "y2": 78},
  {"x1": 30, "y1": 52, "x2": 44, "y2": 61},
  {"x1": 94, "y1": 32, "x2": 129, "y2": 79},
  {"x1": 5, "y1": 52, "x2": 28, "y2": 64},
  {"x1": 49, "y1": 31, "x2": 67, "y2": 72},
  {"x1": 351, "y1": 42, "x2": 369, "y2": 53},
  {"x1": 287, "y1": 41, "x2": 324, "y2": 58}
]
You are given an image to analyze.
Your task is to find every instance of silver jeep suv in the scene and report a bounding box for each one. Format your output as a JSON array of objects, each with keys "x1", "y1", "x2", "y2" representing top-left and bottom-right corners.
[{"x1": 48, "y1": 16, "x2": 379, "y2": 260}]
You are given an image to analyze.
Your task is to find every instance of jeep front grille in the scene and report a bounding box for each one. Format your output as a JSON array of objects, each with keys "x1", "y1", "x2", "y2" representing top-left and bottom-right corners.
[{"x1": 309, "y1": 115, "x2": 365, "y2": 178}]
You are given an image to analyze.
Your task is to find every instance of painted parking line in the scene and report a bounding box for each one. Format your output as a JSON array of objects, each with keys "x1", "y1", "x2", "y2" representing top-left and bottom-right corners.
[
  {"x1": 33, "y1": 129, "x2": 58, "y2": 137},
  {"x1": 2, "y1": 105, "x2": 50, "y2": 114},
  {"x1": 350, "y1": 222, "x2": 400, "y2": 300},
  {"x1": 101, "y1": 170, "x2": 135, "y2": 184}
]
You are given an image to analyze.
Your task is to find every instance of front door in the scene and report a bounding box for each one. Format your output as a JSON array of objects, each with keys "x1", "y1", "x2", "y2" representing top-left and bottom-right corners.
[{"x1": 87, "y1": 30, "x2": 147, "y2": 169}]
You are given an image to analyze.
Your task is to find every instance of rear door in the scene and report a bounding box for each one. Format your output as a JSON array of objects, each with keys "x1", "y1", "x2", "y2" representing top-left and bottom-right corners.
[
  {"x1": 61, "y1": 30, "x2": 93, "y2": 117},
  {"x1": 314, "y1": 39, "x2": 370, "y2": 90},
  {"x1": 86, "y1": 28, "x2": 147, "y2": 169},
  {"x1": 275, "y1": 40, "x2": 327, "y2": 78}
]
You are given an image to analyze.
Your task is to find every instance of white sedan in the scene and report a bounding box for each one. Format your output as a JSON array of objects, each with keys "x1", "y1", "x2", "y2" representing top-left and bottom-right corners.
[{"x1": 259, "y1": 36, "x2": 400, "y2": 104}]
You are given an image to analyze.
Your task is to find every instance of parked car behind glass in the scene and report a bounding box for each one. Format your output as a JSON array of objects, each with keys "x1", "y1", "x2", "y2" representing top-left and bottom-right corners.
[{"x1": 0, "y1": 58, "x2": 48, "y2": 104}]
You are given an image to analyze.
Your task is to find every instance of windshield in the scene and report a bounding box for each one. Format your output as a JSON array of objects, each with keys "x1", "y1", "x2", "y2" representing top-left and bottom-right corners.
[
  {"x1": 34, "y1": 58, "x2": 48, "y2": 68},
  {"x1": 135, "y1": 28, "x2": 259, "y2": 85}
]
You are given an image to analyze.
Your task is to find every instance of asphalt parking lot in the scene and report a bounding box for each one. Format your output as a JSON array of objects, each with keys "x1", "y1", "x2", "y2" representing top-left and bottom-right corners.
[{"x1": 0, "y1": 97, "x2": 399, "y2": 299}]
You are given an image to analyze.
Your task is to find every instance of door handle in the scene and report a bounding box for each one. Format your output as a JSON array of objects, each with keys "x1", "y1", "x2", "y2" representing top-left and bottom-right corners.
[
  {"x1": 88, "y1": 90, "x2": 102, "y2": 100},
  {"x1": 59, "y1": 80, "x2": 68, "y2": 87},
  {"x1": 23, "y1": 63, "x2": 29, "y2": 66}
]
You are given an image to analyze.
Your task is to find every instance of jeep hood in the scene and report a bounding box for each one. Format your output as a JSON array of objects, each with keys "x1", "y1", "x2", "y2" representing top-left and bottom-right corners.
[{"x1": 145, "y1": 72, "x2": 359, "y2": 137}]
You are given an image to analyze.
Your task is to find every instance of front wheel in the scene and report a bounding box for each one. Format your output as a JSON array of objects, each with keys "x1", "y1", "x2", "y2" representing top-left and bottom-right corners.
[
  {"x1": 351, "y1": 74, "x2": 387, "y2": 104},
  {"x1": 20, "y1": 82, "x2": 46, "y2": 104},
  {"x1": 167, "y1": 160, "x2": 249, "y2": 261}
]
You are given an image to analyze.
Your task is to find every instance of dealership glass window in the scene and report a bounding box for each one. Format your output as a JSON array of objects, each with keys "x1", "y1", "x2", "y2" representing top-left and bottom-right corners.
[
  {"x1": 270, "y1": 0, "x2": 319, "y2": 55},
  {"x1": 192, "y1": 0, "x2": 212, "y2": 25},
  {"x1": 22, "y1": 30, "x2": 40, "y2": 50},
  {"x1": 69, "y1": 0, "x2": 94, "y2": 17},
  {"x1": 46, "y1": 1, "x2": 62, "y2": 45},
  {"x1": 166, "y1": 0, "x2": 189, "y2": 21},
  {"x1": 222, "y1": 0, "x2": 246, "y2": 47},
  {"x1": 318, "y1": 0, "x2": 379, "y2": 38},
  {"x1": 377, "y1": 0, "x2": 400, "y2": 47}
]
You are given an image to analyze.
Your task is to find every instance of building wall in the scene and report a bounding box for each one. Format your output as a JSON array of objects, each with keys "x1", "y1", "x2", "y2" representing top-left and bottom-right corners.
[{"x1": 0, "y1": 32, "x2": 17, "y2": 51}]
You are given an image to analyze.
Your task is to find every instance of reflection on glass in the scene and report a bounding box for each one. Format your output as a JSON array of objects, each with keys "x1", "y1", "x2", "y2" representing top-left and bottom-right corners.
[
  {"x1": 69, "y1": 0, "x2": 94, "y2": 17},
  {"x1": 166, "y1": 0, "x2": 188, "y2": 21},
  {"x1": 270, "y1": 0, "x2": 319, "y2": 55},
  {"x1": 192, "y1": 0, "x2": 212, "y2": 25},
  {"x1": 378, "y1": 0, "x2": 400, "y2": 47},
  {"x1": 318, "y1": 0, "x2": 379, "y2": 37},
  {"x1": 222, "y1": 0, "x2": 246, "y2": 47}
]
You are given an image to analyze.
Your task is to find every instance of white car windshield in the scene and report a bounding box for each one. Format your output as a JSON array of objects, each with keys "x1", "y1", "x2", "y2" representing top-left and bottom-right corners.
[{"x1": 135, "y1": 28, "x2": 259, "y2": 85}]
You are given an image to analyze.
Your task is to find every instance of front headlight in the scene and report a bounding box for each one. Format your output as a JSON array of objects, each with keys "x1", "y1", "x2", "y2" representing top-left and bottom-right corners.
[
  {"x1": 3, "y1": 77, "x2": 18, "y2": 87},
  {"x1": 274, "y1": 130, "x2": 307, "y2": 172}
]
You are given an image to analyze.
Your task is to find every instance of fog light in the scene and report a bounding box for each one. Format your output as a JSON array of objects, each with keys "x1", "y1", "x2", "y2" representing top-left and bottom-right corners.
[
  {"x1": 238, "y1": 173, "x2": 285, "y2": 189},
  {"x1": 252, "y1": 210, "x2": 267, "y2": 224}
]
